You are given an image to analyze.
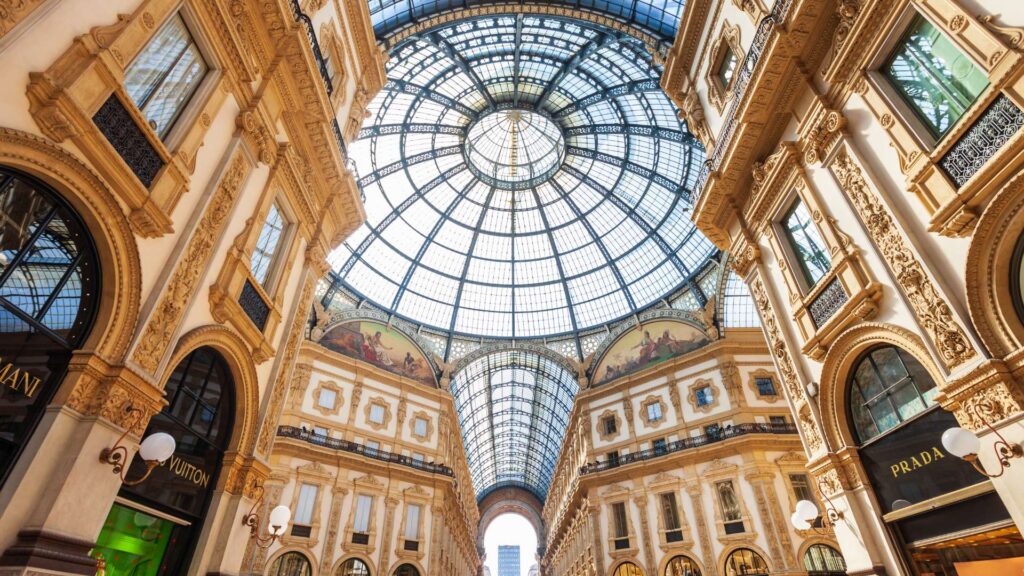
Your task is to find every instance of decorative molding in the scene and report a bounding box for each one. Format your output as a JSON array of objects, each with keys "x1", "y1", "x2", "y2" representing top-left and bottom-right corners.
[
  {"x1": 312, "y1": 380, "x2": 344, "y2": 417},
  {"x1": 747, "y1": 369, "x2": 781, "y2": 404},
  {"x1": 409, "y1": 410, "x2": 435, "y2": 442},
  {"x1": 596, "y1": 409, "x2": 623, "y2": 443},
  {"x1": 830, "y1": 148, "x2": 976, "y2": 369},
  {"x1": 639, "y1": 395, "x2": 667, "y2": 428},
  {"x1": 131, "y1": 148, "x2": 251, "y2": 375},
  {"x1": 364, "y1": 397, "x2": 392, "y2": 431},
  {"x1": 686, "y1": 378, "x2": 719, "y2": 414}
]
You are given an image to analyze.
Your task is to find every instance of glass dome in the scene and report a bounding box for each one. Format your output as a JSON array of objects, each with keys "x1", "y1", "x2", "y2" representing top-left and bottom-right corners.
[{"x1": 329, "y1": 14, "x2": 713, "y2": 339}]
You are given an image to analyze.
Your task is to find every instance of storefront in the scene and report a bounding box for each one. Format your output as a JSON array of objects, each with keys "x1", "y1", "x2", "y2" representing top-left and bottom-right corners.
[
  {"x1": 91, "y1": 347, "x2": 235, "y2": 575},
  {"x1": 0, "y1": 167, "x2": 99, "y2": 489},
  {"x1": 849, "y1": 346, "x2": 1024, "y2": 575}
]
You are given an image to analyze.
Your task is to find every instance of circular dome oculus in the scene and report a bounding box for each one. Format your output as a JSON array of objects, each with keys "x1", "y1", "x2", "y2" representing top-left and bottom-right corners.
[
  {"x1": 331, "y1": 15, "x2": 713, "y2": 339},
  {"x1": 464, "y1": 110, "x2": 565, "y2": 188}
]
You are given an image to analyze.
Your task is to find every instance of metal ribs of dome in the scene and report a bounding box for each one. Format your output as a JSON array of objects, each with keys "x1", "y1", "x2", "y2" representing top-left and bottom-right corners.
[
  {"x1": 330, "y1": 14, "x2": 712, "y2": 342},
  {"x1": 366, "y1": 0, "x2": 687, "y2": 42}
]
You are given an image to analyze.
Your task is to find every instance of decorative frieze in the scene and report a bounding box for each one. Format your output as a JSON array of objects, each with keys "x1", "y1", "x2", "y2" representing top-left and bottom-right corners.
[
  {"x1": 830, "y1": 150, "x2": 976, "y2": 369},
  {"x1": 132, "y1": 149, "x2": 251, "y2": 375}
]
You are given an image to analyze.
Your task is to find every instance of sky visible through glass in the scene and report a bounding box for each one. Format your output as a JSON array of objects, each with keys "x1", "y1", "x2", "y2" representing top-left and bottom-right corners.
[{"x1": 485, "y1": 514, "x2": 538, "y2": 576}]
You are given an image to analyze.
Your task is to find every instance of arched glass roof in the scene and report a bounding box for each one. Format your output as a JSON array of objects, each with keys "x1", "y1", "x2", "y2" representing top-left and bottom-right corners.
[
  {"x1": 329, "y1": 14, "x2": 714, "y2": 340},
  {"x1": 366, "y1": 0, "x2": 687, "y2": 41},
  {"x1": 450, "y1": 349, "x2": 578, "y2": 500}
]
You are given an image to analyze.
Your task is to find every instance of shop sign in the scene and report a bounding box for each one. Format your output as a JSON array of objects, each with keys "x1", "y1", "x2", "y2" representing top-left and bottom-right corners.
[
  {"x1": 0, "y1": 358, "x2": 43, "y2": 398},
  {"x1": 859, "y1": 408, "x2": 983, "y2": 513},
  {"x1": 161, "y1": 453, "x2": 211, "y2": 488}
]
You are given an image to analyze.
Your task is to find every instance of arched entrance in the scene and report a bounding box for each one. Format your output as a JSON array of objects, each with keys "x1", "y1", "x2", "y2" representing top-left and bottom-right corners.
[
  {"x1": 393, "y1": 564, "x2": 420, "y2": 576},
  {"x1": 92, "y1": 346, "x2": 235, "y2": 574},
  {"x1": 479, "y1": 486, "x2": 543, "y2": 576},
  {"x1": 0, "y1": 166, "x2": 99, "y2": 488}
]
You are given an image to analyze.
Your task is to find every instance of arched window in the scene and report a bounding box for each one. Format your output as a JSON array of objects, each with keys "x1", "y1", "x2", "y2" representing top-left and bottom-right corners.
[
  {"x1": 665, "y1": 555, "x2": 702, "y2": 576},
  {"x1": 338, "y1": 558, "x2": 370, "y2": 576},
  {"x1": 268, "y1": 552, "x2": 312, "y2": 576},
  {"x1": 804, "y1": 544, "x2": 847, "y2": 575},
  {"x1": 613, "y1": 562, "x2": 645, "y2": 576},
  {"x1": 0, "y1": 167, "x2": 99, "y2": 487},
  {"x1": 724, "y1": 548, "x2": 768, "y2": 576},
  {"x1": 393, "y1": 565, "x2": 420, "y2": 576},
  {"x1": 93, "y1": 347, "x2": 235, "y2": 574},
  {"x1": 1012, "y1": 232, "x2": 1024, "y2": 324},
  {"x1": 847, "y1": 346, "x2": 938, "y2": 443}
]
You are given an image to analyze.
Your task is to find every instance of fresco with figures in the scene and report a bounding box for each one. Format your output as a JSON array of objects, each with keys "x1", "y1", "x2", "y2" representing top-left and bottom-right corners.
[
  {"x1": 319, "y1": 320, "x2": 436, "y2": 386},
  {"x1": 593, "y1": 320, "x2": 710, "y2": 385}
]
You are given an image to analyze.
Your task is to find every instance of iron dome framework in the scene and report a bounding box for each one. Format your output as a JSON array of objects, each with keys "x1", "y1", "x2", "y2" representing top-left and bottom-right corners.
[{"x1": 328, "y1": 14, "x2": 714, "y2": 342}]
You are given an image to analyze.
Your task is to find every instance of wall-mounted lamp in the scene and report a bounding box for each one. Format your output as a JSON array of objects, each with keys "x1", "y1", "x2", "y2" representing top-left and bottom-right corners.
[
  {"x1": 241, "y1": 481, "x2": 291, "y2": 548},
  {"x1": 941, "y1": 399, "x2": 1023, "y2": 478},
  {"x1": 99, "y1": 405, "x2": 175, "y2": 486},
  {"x1": 790, "y1": 478, "x2": 843, "y2": 534}
]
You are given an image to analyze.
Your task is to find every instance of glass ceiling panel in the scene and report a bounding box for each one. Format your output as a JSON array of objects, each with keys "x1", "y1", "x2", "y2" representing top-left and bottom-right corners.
[
  {"x1": 451, "y1": 349, "x2": 579, "y2": 499},
  {"x1": 365, "y1": 0, "x2": 686, "y2": 42},
  {"x1": 332, "y1": 15, "x2": 710, "y2": 341}
]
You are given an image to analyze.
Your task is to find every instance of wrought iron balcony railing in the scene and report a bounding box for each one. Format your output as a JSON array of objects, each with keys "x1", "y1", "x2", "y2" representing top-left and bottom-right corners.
[
  {"x1": 277, "y1": 425, "x2": 455, "y2": 476},
  {"x1": 579, "y1": 422, "x2": 798, "y2": 474},
  {"x1": 693, "y1": 0, "x2": 795, "y2": 202},
  {"x1": 288, "y1": 0, "x2": 364, "y2": 193}
]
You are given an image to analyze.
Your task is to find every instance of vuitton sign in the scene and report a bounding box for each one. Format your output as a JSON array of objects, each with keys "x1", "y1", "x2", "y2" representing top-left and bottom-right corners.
[{"x1": 859, "y1": 408, "x2": 983, "y2": 514}]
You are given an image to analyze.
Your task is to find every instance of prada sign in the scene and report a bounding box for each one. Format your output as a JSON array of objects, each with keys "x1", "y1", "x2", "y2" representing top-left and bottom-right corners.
[{"x1": 859, "y1": 408, "x2": 982, "y2": 513}]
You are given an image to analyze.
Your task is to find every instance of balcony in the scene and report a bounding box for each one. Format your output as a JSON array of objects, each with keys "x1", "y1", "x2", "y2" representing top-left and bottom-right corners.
[
  {"x1": 579, "y1": 422, "x2": 798, "y2": 474},
  {"x1": 277, "y1": 426, "x2": 454, "y2": 476}
]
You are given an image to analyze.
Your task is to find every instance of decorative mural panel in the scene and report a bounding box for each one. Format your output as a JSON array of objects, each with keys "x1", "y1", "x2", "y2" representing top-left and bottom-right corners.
[
  {"x1": 593, "y1": 320, "x2": 710, "y2": 385},
  {"x1": 319, "y1": 320, "x2": 436, "y2": 386}
]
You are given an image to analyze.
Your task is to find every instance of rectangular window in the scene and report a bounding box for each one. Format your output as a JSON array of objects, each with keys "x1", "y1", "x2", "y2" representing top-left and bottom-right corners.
[
  {"x1": 317, "y1": 387, "x2": 337, "y2": 410},
  {"x1": 653, "y1": 438, "x2": 667, "y2": 454},
  {"x1": 705, "y1": 423, "x2": 722, "y2": 438},
  {"x1": 414, "y1": 417, "x2": 428, "y2": 437},
  {"x1": 755, "y1": 377, "x2": 777, "y2": 396},
  {"x1": 769, "y1": 415, "x2": 788, "y2": 427},
  {"x1": 412, "y1": 452, "x2": 424, "y2": 463},
  {"x1": 782, "y1": 198, "x2": 831, "y2": 288},
  {"x1": 695, "y1": 385, "x2": 714, "y2": 407},
  {"x1": 716, "y1": 481, "x2": 744, "y2": 534},
  {"x1": 124, "y1": 13, "x2": 209, "y2": 138},
  {"x1": 883, "y1": 14, "x2": 989, "y2": 139},
  {"x1": 603, "y1": 416, "x2": 617, "y2": 435},
  {"x1": 717, "y1": 46, "x2": 737, "y2": 87},
  {"x1": 660, "y1": 493, "x2": 681, "y2": 531},
  {"x1": 369, "y1": 404, "x2": 386, "y2": 424},
  {"x1": 354, "y1": 494, "x2": 373, "y2": 533},
  {"x1": 404, "y1": 504, "x2": 421, "y2": 540},
  {"x1": 612, "y1": 502, "x2": 629, "y2": 539},
  {"x1": 312, "y1": 426, "x2": 328, "y2": 438},
  {"x1": 365, "y1": 440, "x2": 380, "y2": 455},
  {"x1": 250, "y1": 202, "x2": 287, "y2": 288},
  {"x1": 646, "y1": 402, "x2": 663, "y2": 422},
  {"x1": 293, "y1": 483, "x2": 318, "y2": 526},
  {"x1": 789, "y1": 474, "x2": 815, "y2": 502},
  {"x1": 607, "y1": 450, "x2": 620, "y2": 468}
]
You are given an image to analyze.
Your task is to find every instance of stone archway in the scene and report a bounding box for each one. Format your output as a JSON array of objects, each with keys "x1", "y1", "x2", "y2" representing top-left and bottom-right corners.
[{"x1": 477, "y1": 485, "x2": 545, "y2": 558}]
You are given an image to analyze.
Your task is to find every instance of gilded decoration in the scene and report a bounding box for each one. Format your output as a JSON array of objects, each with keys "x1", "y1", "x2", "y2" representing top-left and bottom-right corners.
[
  {"x1": 747, "y1": 369, "x2": 780, "y2": 403},
  {"x1": 596, "y1": 410, "x2": 623, "y2": 443},
  {"x1": 639, "y1": 395, "x2": 667, "y2": 428},
  {"x1": 365, "y1": 397, "x2": 392, "y2": 432},
  {"x1": 256, "y1": 271, "x2": 319, "y2": 457},
  {"x1": 409, "y1": 410, "x2": 434, "y2": 442},
  {"x1": 313, "y1": 380, "x2": 344, "y2": 417},
  {"x1": 830, "y1": 148, "x2": 976, "y2": 369},
  {"x1": 687, "y1": 378, "x2": 720, "y2": 414},
  {"x1": 964, "y1": 170, "x2": 1024, "y2": 357},
  {"x1": 132, "y1": 147, "x2": 252, "y2": 376}
]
